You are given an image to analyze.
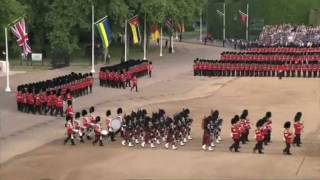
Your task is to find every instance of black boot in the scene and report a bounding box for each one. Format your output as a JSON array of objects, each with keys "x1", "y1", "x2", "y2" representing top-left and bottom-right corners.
[{"x1": 71, "y1": 139, "x2": 76, "y2": 145}]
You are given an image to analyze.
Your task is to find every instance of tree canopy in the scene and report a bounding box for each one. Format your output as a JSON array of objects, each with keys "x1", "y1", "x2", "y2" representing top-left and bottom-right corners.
[{"x1": 0, "y1": 0, "x2": 207, "y2": 56}]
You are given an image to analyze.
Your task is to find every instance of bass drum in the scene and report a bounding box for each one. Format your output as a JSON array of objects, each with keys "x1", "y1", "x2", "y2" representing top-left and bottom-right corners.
[{"x1": 111, "y1": 118, "x2": 121, "y2": 132}]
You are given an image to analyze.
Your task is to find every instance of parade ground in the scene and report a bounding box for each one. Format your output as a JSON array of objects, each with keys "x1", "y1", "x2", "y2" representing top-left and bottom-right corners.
[{"x1": 0, "y1": 42, "x2": 320, "y2": 180}]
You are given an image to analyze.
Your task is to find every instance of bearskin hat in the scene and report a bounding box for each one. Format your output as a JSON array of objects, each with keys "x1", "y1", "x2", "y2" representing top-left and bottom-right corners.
[
  {"x1": 89, "y1": 106, "x2": 95, "y2": 113},
  {"x1": 284, "y1": 121, "x2": 291, "y2": 128},
  {"x1": 241, "y1": 109, "x2": 248, "y2": 119},
  {"x1": 67, "y1": 100, "x2": 72, "y2": 106},
  {"x1": 231, "y1": 115, "x2": 239, "y2": 125},
  {"x1": 106, "y1": 110, "x2": 111, "y2": 116},
  {"x1": 82, "y1": 109, "x2": 87, "y2": 116},
  {"x1": 256, "y1": 119, "x2": 264, "y2": 128},
  {"x1": 294, "y1": 112, "x2": 302, "y2": 122},
  {"x1": 266, "y1": 111, "x2": 272, "y2": 118},
  {"x1": 117, "y1": 107, "x2": 123, "y2": 114},
  {"x1": 75, "y1": 112, "x2": 80, "y2": 119},
  {"x1": 95, "y1": 116, "x2": 101, "y2": 123}
]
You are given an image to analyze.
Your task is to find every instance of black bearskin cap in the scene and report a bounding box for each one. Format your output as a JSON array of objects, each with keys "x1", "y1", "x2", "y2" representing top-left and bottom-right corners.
[{"x1": 284, "y1": 121, "x2": 291, "y2": 128}]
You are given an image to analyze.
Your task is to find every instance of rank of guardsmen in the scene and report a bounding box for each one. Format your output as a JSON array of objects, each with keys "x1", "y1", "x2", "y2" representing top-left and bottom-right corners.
[
  {"x1": 99, "y1": 59, "x2": 153, "y2": 92},
  {"x1": 194, "y1": 47, "x2": 320, "y2": 79},
  {"x1": 16, "y1": 72, "x2": 93, "y2": 116}
]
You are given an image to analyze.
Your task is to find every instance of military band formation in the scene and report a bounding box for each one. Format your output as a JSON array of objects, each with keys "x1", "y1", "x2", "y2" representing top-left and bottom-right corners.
[{"x1": 62, "y1": 105, "x2": 303, "y2": 155}]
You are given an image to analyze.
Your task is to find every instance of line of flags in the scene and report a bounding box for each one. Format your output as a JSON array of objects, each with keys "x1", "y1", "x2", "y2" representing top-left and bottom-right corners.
[{"x1": 7, "y1": 16, "x2": 181, "y2": 58}]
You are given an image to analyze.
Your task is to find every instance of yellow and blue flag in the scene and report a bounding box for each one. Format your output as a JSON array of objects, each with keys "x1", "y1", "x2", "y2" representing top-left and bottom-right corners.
[{"x1": 96, "y1": 18, "x2": 112, "y2": 48}]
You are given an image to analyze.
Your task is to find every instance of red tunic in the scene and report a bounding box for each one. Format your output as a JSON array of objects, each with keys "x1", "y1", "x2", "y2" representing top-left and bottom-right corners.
[
  {"x1": 16, "y1": 92, "x2": 23, "y2": 103},
  {"x1": 27, "y1": 93, "x2": 35, "y2": 105},
  {"x1": 294, "y1": 122, "x2": 302, "y2": 135},
  {"x1": 255, "y1": 129, "x2": 264, "y2": 141},
  {"x1": 284, "y1": 129, "x2": 292, "y2": 144},
  {"x1": 35, "y1": 95, "x2": 41, "y2": 106},
  {"x1": 66, "y1": 121, "x2": 73, "y2": 135},
  {"x1": 231, "y1": 126, "x2": 240, "y2": 140},
  {"x1": 55, "y1": 96, "x2": 63, "y2": 108},
  {"x1": 66, "y1": 107, "x2": 74, "y2": 117}
]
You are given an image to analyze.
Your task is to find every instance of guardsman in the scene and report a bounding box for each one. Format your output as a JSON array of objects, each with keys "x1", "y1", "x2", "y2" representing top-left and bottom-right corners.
[
  {"x1": 74, "y1": 112, "x2": 84, "y2": 143},
  {"x1": 27, "y1": 89, "x2": 35, "y2": 114},
  {"x1": 16, "y1": 87, "x2": 24, "y2": 111},
  {"x1": 131, "y1": 76, "x2": 138, "y2": 92},
  {"x1": 148, "y1": 61, "x2": 153, "y2": 78},
  {"x1": 64, "y1": 117, "x2": 76, "y2": 145},
  {"x1": 283, "y1": 121, "x2": 293, "y2": 155},
  {"x1": 293, "y1": 112, "x2": 303, "y2": 147},
  {"x1": 92, "y1": 116, "x2": 103, "y2": 146},
  {"x1": 55, "y1": 92, "x2": 64, "y2": 117},
  {"x1": 253, "y1": 119, "x2": 264, "y2": 154},
  {"x1": 105, "y1": 110, "x2": 116, "y2": 141},
  {"x1": 34, "y1": 91, "x2": 42, "y2": 115},
  {"x1": 65, "y1": 100, "x2": 74, "y2": 120},
  {"x1": 82, "y1": 109, "x2": 92, "y2": 140},
  {"x1": 229, "y1": 115, "x2": 240, "y2": 152},
  {"x1": 40, "y1": 90, "x2": 47, "y2": 114}
]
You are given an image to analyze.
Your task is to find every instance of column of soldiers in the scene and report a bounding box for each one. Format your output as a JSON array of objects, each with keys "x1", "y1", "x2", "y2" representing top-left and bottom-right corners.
[
  {"x1": 16, "y1": 72, "x2": 93, "y2": 116},
  {"x1": 99, "y1": 59, "x2": 153, "y2": 92},
  {"x1": 64, "y1": 107, "x2": 193, "y2": 150},
  {"x1": 194, "y1": 50, "x2": 320, "y2": 78},
  {"x1": 227, "y1": 110, "x2": 303, "y2": 155}
]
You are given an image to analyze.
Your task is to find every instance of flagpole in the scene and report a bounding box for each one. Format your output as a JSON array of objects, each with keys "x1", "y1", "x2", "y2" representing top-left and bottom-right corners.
[
  {"x1": 160, "y1": 25, "x2": 163, "y2": 57},
  {"x1": 91, "y1": 3, "x2": 95, "y2": 73},
  {"x1": 5, "y1": 27, "x2": 11, "y2": 92},
  {"x1": 246, "y1": 3, "x2": 249, "y2": 41},
  {"x1": 124, "y1": 19, "x2": 127, "y2": 62},
  {"x1": 143, "y1": 13, "x2": 147, "y2": 60},
  {"x1": 171, "y1": 35, "x2": 174, "y2": 53},
  {"x1": 200, "y1": 9, "x2": 202, "y2": 42},
  {"x1": 223, "y1": 3, "x2": 226, "y2": 42}
]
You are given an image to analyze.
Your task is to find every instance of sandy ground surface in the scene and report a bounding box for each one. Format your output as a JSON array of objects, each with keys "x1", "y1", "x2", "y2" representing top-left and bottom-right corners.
[{"x1": 0, "y1": 42, "x2": 320, "y2": 180}]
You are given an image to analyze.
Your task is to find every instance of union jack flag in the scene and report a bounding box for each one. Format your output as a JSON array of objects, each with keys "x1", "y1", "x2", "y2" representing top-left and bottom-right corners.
[
  {"x1": 165, "y1": 18, "x2": 175, "y2": 32},
  {"x1": 10, "y1": 18, "x2": 31, "y2": 57}
]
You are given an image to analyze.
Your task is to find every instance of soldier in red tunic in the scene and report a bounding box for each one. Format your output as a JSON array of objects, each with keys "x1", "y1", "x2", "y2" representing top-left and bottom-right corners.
[
  {"x1": 229, "y1": 115, "x2": 240, "y2": 152},
  {"x1": 16, "y1": 86, "x2": 24, "y2": 111},
  {"x1": 293, "y1": 112, "x2": 303, "y2": 147},
  {"x1": 55, "y1": 92, "x2": 64, "y2": 117},
  {"x1": 283, "y1": 121, "x2": 293, "y2": 155},
  {"x1": 253, "y1": 119, "x2": 264, "y2": 154},
  {"x1": 26, "y1": 89, "x2": 35, "y2": 114},
  {"x1": 34, "y1": 91, "x2": 42, "y2": 115},
  {"x1": 147, "y1": 61, "x2": 153, "y2": 78},
  {"x1": 64, "y1": 117, "x2": 76, "y2": 145},
  {"x1": 92, "y1": 116, "x2": 104, "y2": 146},
  {"x1": 131, "y1": 76, "x2": 138, "y2": 92},
  {"x1": 65, "y1": 100, "x2": 74, "y2": 120},
  {"x1": 74, "y1": 112, "x2": 84, "y2": 143}
]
